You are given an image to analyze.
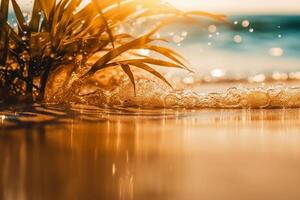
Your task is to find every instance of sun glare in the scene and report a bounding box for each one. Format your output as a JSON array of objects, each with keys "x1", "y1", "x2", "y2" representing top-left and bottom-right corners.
[
  {"x1": 81, "y1": 0, "x2": 91, "y2": 6},
  {"x1": 167, "y1": 0, "x2": 300, "y2": 13},
  {"x1": 18, "y1": 0, "x2": 300, "y2": 14}
]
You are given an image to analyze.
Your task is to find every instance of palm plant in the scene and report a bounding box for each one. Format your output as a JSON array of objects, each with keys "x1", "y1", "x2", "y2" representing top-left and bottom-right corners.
[{"x1": 0, "y1": 0, "x2": 225, "y2": 103}]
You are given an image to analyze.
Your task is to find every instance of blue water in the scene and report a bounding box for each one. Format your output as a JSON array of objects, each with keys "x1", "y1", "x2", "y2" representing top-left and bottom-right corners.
[
  {"x1": 207, "y1": 15, "x2": 300, "y2": 58},
  {"x1": 171, "y1": 15, "x2": 300, "y2": 57},
  {"x1": 164, "y1": 15, "x2": 300, "y2": 75}
]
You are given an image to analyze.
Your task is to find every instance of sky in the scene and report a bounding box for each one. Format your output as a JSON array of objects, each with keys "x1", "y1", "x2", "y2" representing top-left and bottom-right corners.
[
  {"x1": 18, "y1": 0, "x2": 300, "y2": 14},
  {"x1": 167, "y1": 0, "x2": 300, "y2": 14}
]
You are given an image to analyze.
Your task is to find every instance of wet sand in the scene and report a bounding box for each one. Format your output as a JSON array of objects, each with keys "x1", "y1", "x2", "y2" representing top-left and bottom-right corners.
[{"x1": 1, "y1": 107, "x2": 300, "y2": 200}]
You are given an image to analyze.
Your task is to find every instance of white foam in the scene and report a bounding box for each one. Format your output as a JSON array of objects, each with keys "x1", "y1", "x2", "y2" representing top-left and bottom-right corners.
[{"x1": 48, "y1": 75, "x2": 300, "y2": 109}]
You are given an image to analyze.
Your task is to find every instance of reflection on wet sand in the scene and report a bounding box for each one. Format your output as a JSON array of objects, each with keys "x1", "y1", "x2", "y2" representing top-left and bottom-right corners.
[{"x1": 1, "y1": 107, "x2": 300, "y2": 200}]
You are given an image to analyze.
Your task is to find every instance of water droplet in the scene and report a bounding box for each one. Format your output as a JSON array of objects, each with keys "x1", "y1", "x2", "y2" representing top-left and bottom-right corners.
[
  {"x1": 278, "y1": 34, "x2": 282, "y2": 38},
  {"x1": 249, "y1": 28, "x2": 254, "y2": 33},
  {"x1": 289, "y1": 72, "x2": 300, "y2": 80},
  {"x1": 272, "y1": 72, "x2": 288, "y2": 80},
  {"x1": 233, "y1": 21, "x2": 238, "y2": 25},
  {"x1": 183, "y1": 76, "x2": 194, "y2": 84},
  {"x1": 155, "y1": 33, "x2": 161, "y2": 38},
  {"x1": 181, "y1": 31, "x2": 188, "y2": 37},
  {"x1": 1, "y1": 115, "x2": 6, "y2": 123},
  {"x1": 242, "y1": 20, "x2": 250, "y2": 27},
  {"x1": 208, "y1": 25, "x2": 217, "y2": 33},
  {"x1": 168, "y1": 32, "x2": 175, "y2": 36},
  {"x1": 211, "y1": 69, "x2": 225, "y2": 78},
  {"x1": 21, "y1": 51, "x2": 30, "y2": 61},
  {"x1": 233, "y1": 35, "x2": 242, "y2": 43},
  {"x1": 173, "y1": 35, "x2": 183, "y2": 43},
  {"x1": 208, "y1": 34, "x2": 213, "y2": 38},
  {"x1": 207, "y1": 42, "x2": 212, "y2": 46},
  {"x1": 249, "y1": 74, "x2": 266, "y2": 83}
]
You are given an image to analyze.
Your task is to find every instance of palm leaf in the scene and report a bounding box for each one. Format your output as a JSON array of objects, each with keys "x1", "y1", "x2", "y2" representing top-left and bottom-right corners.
[
  {"x1": 3, "y1": 22, "x2": 23, "y2": 46},
  {"x1": 87, "y1": 34, "x2": 153, "y2": 75},
  {"x1": 121, "y1": 64, "x2": 136, "y2": 95},
  {"x1": 30, "y1": 0, "x2": 41, "y2": 32},
  {"x1": 144, "y1": 45, "x2": 191, "y2": 71},
  {"x1": 120, "y1": 58, "x2": 185, "y2": 69},
  {"x1": 0, "y1": 0, "x2": 9, "y2": 64},
  {"x1": 86, "y1": 21, "x2": 166, "y2": 76},
  {"x1": 11, "y1": 0, "x2": 28, "y2": 32},
  {"x1": 38, "y1": 0, "x2": 56, "y2": 21},
  {"x1": 127, "y1": 61, "x2": 173, "y2": 88},
  {"x1": 92, "y1": 0, "x2": 115, "y2": 48},
  {"x1": 60, "y1": 0, "x2": 82, "y2": 29}
]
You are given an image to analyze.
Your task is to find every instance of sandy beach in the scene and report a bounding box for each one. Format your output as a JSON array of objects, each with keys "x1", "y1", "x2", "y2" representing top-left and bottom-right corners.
[{"x1": 1, "y1": 106, "x2": 300, "y2": 200}]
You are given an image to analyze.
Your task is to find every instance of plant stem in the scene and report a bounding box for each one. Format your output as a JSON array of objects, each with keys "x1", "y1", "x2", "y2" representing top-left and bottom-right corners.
[
  {"x1": 38, "y1": 61, "x2": 52, "y2": 101},
  {"x1": 0, "y1": 0, "x2": 9, "y2": 64}
]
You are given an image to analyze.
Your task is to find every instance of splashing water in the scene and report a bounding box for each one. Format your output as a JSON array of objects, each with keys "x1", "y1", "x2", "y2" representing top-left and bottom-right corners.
[{"x1": 45, "y1": 69, "x2": 300, "y2": 109}]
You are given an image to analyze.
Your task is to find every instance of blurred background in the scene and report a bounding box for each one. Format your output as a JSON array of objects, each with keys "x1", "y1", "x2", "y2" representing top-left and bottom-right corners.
[
  {"x1": 163, "y1": 0, "x2": 300, "y2": 80},
  {"x1": 167, "y1": 0, "x2": 300, "y2": 14}
]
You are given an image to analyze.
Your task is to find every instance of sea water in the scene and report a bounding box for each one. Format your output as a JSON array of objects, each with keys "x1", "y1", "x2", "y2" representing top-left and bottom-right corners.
[{"x1": 172, "y1": 15, "x2": 300, "y2": 77}]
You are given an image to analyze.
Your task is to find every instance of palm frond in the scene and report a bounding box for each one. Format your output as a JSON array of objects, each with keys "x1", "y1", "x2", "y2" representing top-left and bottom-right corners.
[
  {"x1": 30, "y1": 0, "x2": 41, "y2": 32},
  {"x1": 0, "y1": 0, "x2": 9, "y2": 64},
  {"x1": 120, "y1": 63, "x2": 136, "y2": 95},
  {"x1": 0, "y1": 0, "x2": 225, "y2": 102},
  {"x1": 126, "y1": 61, "x2": 173, "y2": 88},
  {"x1": 11, "y1": 0, "x2": 28, "y2": 32}
]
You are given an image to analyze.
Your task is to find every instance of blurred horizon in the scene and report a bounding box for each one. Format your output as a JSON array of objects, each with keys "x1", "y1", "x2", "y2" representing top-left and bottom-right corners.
[{"x1": 167, "y1": 0, "x2": 300, "y2": 15}]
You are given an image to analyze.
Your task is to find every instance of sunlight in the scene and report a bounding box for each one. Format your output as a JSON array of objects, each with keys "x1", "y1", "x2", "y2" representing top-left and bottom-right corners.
[
  {"x1": 81, "y1": 0, "x2": 91, "y2": 6},
  {"x1": 167, "y1": 0, "x2": 300, "y2": 14},
  {"x1": 18, "y1": 0, "x2": 300, "y2": 14},
  {"x1": 2, "y1": 1, "x2": 300, "y2": 200}
]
